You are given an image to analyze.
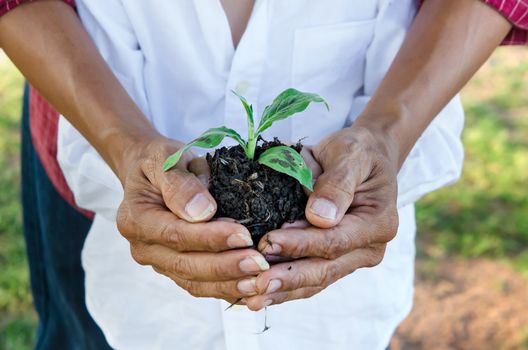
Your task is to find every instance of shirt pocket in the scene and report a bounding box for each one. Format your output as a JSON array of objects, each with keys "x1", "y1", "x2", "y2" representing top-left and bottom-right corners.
[{"x1": 290, "y1": 19, "x2": 376, "y2": 144}]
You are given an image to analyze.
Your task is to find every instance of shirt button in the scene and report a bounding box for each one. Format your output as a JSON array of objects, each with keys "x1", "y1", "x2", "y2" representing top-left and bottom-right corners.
[{"x1": 233, "y1": 80, "x2": 251, "y2": 95}]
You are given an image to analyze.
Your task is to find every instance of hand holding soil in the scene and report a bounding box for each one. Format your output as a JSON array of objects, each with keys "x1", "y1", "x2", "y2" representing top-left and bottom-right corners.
[
  {"x1": 244, "y1": 126, "x2": 400, "y2": 310},
  {"x1": 163, "y1": 88, "x2": 328, "y2": 245},
  {"x1": 157, "y1": 89, "x2": 401, "y2": 308},
  {"x1": 116, "y1": 137, "x2": 270, "y2": 303}
]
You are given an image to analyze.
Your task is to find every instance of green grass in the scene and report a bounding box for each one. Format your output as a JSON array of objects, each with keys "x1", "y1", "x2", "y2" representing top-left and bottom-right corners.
[
  {"x1": 0, "y1": 47, "x2": 527, "y2": 348},
  {"x1": 0, "y1": 54, "x2": 36, "y2": 350},
  {"x1": 416, "y1": 48, "x2": 528, "y2": 273}
]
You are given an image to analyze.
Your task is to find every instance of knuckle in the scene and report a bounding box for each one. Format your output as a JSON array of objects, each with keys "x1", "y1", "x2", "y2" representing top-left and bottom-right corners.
[
  {"x1": 162, "y1": 182, "x2": 182, "y2": 207},
  {"x1": 323, "y1": 232, "x2": 348, "y2": 260},
  {"x1": 207, "y1": 260, "x2": 225, "y2": 279},
  {"x1": 116, "y1": 203, "x2": 134, "y2": 238},
  {"x1": 163, "y1": 173, "x2": 203, "y2": 209},
  {"x1": 215, "y1": 282, "x2": 235, "y2": 298},
  {"x1": 324, "y1": 249, "x2": 340, "y2": 261},
  {"x1": 160, "y1": 222, "x2": 184, "y2": 250},
  {"x1": 342, "y1": 140, "x2": 359, "y2": 156},
  {"x1": 171, "y1": 255, "x2": 193, "y2": 280},
  {"x1": 140, "y1": 155, "x2": 158, "y2": 179},
  {"x1": 322, "y1": 262, "x2": 341, "y2": 285},
  {"x1": 290, "y1": 270, "x2": 307, "y2": 289},
  {"x1": 379, "y1": 211, "x2": 399, "y2": 243},
  {"x1": 130, "y1": 244, "x2": 149, "y2": 266},
  {"x1": 387, "y1": 212, "x2": 399, "y2": 238},
  {"x1": 180, "y1": 279, "x2": 202, "y2": 297},
  {"x1": 364, "y1": 247, "x2": 385, "y2": 268},
  {"x1": 200, "y1": 229, "x2": 219, "y2": 251},
  {"x1": 289, "y1": 240, "x2": 310, "y2": 259},
  {"x1": 176, "y1": 171, "x2": 199, "y2": 192},
  {"x1": 117, "y1": 202, "x2": 149, "y2": 243},
  {"x1": 323, "y1": 167, "x2": 355, "y2": 198}
]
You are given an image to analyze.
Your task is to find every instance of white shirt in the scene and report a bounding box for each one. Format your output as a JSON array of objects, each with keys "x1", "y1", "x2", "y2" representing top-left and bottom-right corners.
[{"x1": 57, "y1": 1, "x2": 464, "y2": 349}]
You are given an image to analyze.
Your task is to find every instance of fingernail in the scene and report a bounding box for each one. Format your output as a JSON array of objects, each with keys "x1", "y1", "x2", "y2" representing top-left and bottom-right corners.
[
  {"x1": 227, "y1": 233, "x2": 253, "y2": 248},
  {"x1": 266, "y1": 279, "x2": 282, "y2": 294},
  {"x1": 237, "y1": 277, "x2": 257, "y2": 295},
  {"x1": 263, "y1": 299, "x2": 273, "y2": 307},
  {"x1": 264, "y1": 255, "x2": 290, "y2": 264},
  {"x1": 185, "y1": 193, "x2": 215, "y2": 220},
  {"x1": 263, "y1": 243, "x2": 281, "y2": 255},
  {"x1": 310, "y1": 198, "x2": 337, "y2": 220},
  {"x1": 239, "y1": 255, "x2": 270, "y2": 273}
]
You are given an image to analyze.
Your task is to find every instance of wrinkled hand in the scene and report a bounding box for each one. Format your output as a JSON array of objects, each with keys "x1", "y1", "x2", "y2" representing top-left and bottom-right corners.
[
  {"x1": 116, "y1": 137, "x2": 269, "y2": 303},
  {"x1": 244, "y1": 126, "x2": 400, "y2": 310}
]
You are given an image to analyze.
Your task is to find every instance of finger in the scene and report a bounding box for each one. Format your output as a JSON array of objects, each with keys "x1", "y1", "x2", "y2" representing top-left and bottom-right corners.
[
  {"x1": 131, "y1": 244, "x2": 269, "y2": 282},
  {"x1": 305, "y1": 161, "x2": 362, "y2": 228},
  {"x1": 214, "y1": 217, "x2": 237, "y2": 223},
  {"x1": 280, "y1": 220, "x2": 310, "y2": 229},
  {"x1": 188, "y1": 156, "x2": 210, "y2": 187},
  {"x1": 154, "y1": 156, "x2": 217, "y2": 223},
  {"x1": 245, "y1": 287, "x2": 323, "y2": 311},
  {"x1": 118, "y1": 205, "x2": 253, "y2": 252},
  {"x1": 158, "y1": 268, "x2": 259, "y2": 299},
  {"x1": 251, "y1": 248, "x2": 385, "y2": 304},
  {"x1": 259, "y1": 215, "x2": 377, "y2": 260},
  {"x1": 254, "y1": 258, "x2": 345, "y2": 296}
]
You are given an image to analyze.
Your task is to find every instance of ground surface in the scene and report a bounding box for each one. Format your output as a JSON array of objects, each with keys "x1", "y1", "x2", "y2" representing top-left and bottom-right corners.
[
  {"x1": 392, "y1": 258, "x2": 528, "y2": 350},
  {"x1": 1, "y1": 48, "x2": 527, "y2": 350}
]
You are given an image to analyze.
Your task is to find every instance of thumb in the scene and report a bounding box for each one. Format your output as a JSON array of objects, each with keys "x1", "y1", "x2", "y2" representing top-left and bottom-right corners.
[
  {"x1": 155, "y1": 152, "x2": 216, "y2": 223},
  {"x1": 305, "y1": 163, "x2": 361, "y2": 229},
  {"x1": 188, "y1": 156, "x2": 210, "y2": 187}
]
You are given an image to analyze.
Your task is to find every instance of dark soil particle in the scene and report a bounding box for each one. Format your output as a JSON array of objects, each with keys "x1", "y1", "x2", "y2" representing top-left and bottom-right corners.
[{"x1": 207, "y1": 138, "x2": 307, "y2": 245}]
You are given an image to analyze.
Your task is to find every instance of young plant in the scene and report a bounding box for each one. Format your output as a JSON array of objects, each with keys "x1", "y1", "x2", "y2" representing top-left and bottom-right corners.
[{"x1": 162, "y1": 88, "x2": 328, "y2": 191}]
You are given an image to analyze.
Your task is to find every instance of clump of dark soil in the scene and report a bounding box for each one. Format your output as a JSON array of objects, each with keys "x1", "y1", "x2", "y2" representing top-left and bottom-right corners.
[{"x1": 206, "y1": 138, "x2": 307, "y2": 244}]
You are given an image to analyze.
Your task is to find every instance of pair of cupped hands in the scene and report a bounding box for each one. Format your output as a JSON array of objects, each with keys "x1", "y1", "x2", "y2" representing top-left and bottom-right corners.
[{"x1": 116, "y1": 125, "x2": 399, "y2": 310}]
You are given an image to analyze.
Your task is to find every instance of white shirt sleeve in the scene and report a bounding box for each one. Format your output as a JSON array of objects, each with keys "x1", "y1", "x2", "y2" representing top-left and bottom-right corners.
[
  {"x1": 57, "y1": 0, "x2": 150, "y2": 220},
  {"x1": 347, "y1": 0, "x2": 464, "y2": 208}
]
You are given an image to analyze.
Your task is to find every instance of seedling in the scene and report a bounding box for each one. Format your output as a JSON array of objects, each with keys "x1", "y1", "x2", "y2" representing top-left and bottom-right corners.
[{"x1": 162, "y1": 88, "x2": 328, "y2": 191}]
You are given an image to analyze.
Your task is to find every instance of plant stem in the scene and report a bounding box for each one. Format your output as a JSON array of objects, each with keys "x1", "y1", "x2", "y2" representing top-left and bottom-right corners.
[
  {"x1": 246, "y1": 114, "x2": 257, "y2": 160},
  {"x1": 246, "y1": 135, "x2": 256, "y2": 160}
]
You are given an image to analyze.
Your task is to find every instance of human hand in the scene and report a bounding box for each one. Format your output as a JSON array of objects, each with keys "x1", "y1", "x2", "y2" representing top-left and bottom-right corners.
[
  {"x1": 116, "y1": 137, "x2": 269, "y2": 303},
  {"x1": 244, "y1": 126, "x2": 400, "y2": 310}
]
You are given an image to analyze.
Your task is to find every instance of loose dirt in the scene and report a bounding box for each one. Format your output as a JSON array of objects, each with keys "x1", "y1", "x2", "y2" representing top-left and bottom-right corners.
[
  {"x1": 207, "y1": 139, "x2": 307, "y2": 244},
  {"x1": 392, "y1": 258, "x2": 528, "y2": 350}
]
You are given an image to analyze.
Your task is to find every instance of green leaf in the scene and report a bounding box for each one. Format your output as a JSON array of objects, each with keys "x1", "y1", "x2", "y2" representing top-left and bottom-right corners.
[
  {"x1": 257, "y1": 145, "x2": 313, "y2": 191},
  {"x1": 257, "y1": 88, "x2": 329, "y2": 135},
  {"x1": 163, "y1": 127, "x2": 246, "y2": 171},
  {"x1": 232, "y1": 90, "x2": 254, "y2": 133},
  {"x1": 232, "y1": 90, "x2": 257, "y2": 159}
]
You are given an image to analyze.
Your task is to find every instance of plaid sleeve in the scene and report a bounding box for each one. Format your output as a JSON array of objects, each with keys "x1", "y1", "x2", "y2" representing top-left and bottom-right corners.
[
  {"x1": 419, "y1": 0, "x2": 528, "y2": 45},
  {"x1": 1, "y1": 0, "x2": 75, "y2": 17},
  {"x1": 483, "y1": 0, "x2": 528, "y2": 44}
]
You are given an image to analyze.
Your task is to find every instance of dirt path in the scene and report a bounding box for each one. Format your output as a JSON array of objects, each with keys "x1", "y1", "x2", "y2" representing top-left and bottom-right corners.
[{"x1": 392, "y1": 258, "x2": 528, "y2": 350}]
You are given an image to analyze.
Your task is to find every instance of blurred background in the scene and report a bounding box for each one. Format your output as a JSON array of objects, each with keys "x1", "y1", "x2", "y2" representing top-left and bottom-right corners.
[{"x1": 0, "y1": 48, "x2": 527, "y2": 350}]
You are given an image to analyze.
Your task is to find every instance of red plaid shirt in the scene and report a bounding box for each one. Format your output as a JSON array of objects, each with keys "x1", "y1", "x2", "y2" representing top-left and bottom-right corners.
[{"x1": 1, "y1": 0, "x2": 527, "y2": 218}]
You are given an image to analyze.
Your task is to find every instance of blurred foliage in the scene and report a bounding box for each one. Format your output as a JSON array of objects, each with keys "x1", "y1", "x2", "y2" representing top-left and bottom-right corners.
[
  {"x1": 0, "y1": 54, "x2": 35, "y2": 350},
  {"x1": 416, "y1": 48, "x2": 528, "y2": 273},
  {"x1": 0, "y1": 47, "x2": 527, "y2": 348}
]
